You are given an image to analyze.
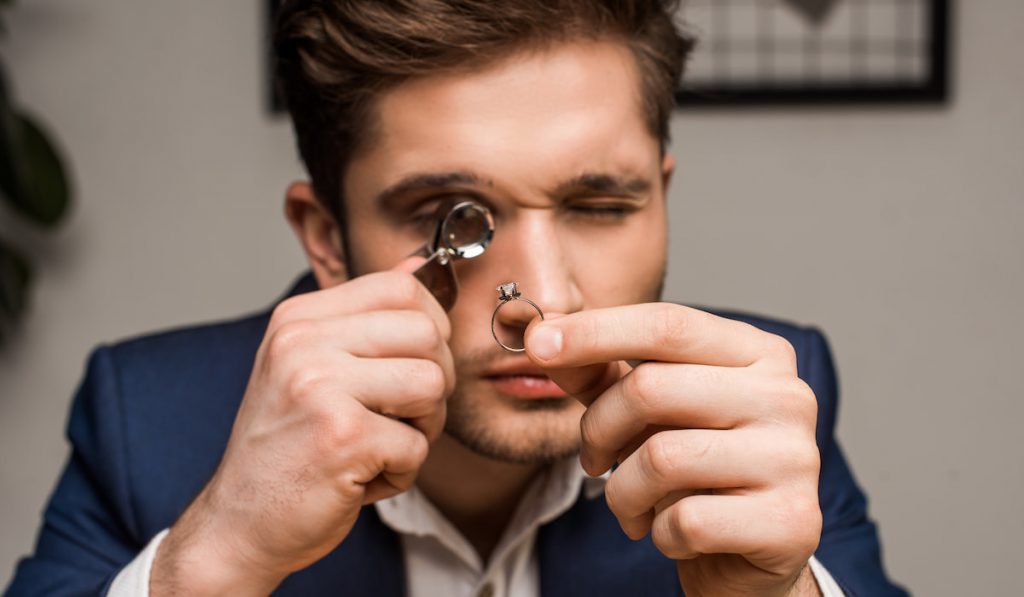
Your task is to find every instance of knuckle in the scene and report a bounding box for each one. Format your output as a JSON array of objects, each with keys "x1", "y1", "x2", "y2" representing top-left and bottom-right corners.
[
  {"x1": 765, "y1": 333, "x2": 797, "y2": 365},
  {"x1": 407, "y1": 311, "x2": 443, "y2": 349},
  {"x1": 673, "y1": 502, "x2": 707, "y2": 550},
  {"x1": 773, "y1": 376, "x2": 818, "y2": 424},
  {"x1": 267, "y1": 319, "x2": 314, "y2": 361},
  {"x1": 420, "y1": 413, "x2": 446, "y2": 445},
  {"x1": 313, "y1": 407, "x2": 363, "y2": 453},
  {"x1": 438, "y1": 314, "x2": 453, "y2": 341},
  {"x1": 626, "y1": 364, "x2": 662, "y2": 413},
  {"x1": 781, "y1": 493, "x2": 823, "y2": 553},
  {"x1": 791, "y1": 378, "x2": 818, "y2": 420},
  {"x1": 414, "y1": 360, "x2": 447, "y2": 399},
  {"x1": 795, "y1": 443, "x2": 822, "y2": 476},
  {"x1": 793, "y1": 492, "x2": 822, "y2": 522},
  {"x1": 329, "y1": 416, "x2": 362, "y2": 450},
  {"x1": 641, "y1": 433, "x2": 679, "y2": 482},
  {"x1": 602, "y1": 475, "x2": 628, "y2": 518},
  {"x1": 578, "y1": 411, "x2": 600, "y2": 450},
  {"x1": 405, "y1": 429, "x2": 430, "y2": 466},
  {"x1": 650, "y1": 518, "x2": 678, "y2": 556},
  {"x1": 417, "y1": 313, "x2": 446, "y2": 350},
  {"x1": 771, "y1": 435, "x2": 819, "y2": 477},
  {"x1": 755, "y1": 432, "x2": 786, "y2": 466},
  {"x1": 285, "y1": 365, "x2": 327, "y2": 404},
  {"x1": 268, "y1": 296, "x2": 302, "y2": 328}
]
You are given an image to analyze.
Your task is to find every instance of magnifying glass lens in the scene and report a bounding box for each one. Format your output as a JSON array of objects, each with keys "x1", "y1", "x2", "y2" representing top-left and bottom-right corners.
[{"x1": 442, "y1": 202, "x2": 494, "y2": 259}]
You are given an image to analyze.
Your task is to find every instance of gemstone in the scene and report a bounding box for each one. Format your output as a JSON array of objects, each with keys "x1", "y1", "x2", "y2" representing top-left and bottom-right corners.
[{"x1": 496, "y1": 282, "x2": 519, "y2": 300}]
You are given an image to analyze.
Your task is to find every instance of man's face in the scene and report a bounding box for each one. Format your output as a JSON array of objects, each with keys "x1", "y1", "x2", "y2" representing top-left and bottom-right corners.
[{"x1": 340, "y1": 40, "x2": 671, "y2": 464}]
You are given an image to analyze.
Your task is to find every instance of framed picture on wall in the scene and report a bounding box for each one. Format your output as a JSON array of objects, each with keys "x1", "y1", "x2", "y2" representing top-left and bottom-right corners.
[
  {"x1": 267, "y1": 0, "x2": 952, "y2": 111},
  {"x1": 675, "y1": 0, "x2": 951, "y2": 106}
]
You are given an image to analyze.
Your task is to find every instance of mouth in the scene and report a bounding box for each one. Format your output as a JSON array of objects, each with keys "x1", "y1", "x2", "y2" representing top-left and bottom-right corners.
[{"x1": 483, "y1": 359, "x2": 569, "y2": 400}]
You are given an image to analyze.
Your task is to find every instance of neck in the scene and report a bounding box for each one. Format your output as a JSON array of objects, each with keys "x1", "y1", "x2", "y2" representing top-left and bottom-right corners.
[{"x1": 416, "y1": 434, "x2": 544, "y2": 563}]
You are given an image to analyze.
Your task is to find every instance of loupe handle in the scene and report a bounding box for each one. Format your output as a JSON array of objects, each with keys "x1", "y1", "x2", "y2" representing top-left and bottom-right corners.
[{"x1": 412, "y1": 249, "x2": 459, "y2": 312}]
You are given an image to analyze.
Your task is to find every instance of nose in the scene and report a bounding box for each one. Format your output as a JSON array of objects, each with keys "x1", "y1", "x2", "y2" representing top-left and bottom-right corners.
[{"x1": 491, "y1": 209, "x2": 583, "y2": 333}]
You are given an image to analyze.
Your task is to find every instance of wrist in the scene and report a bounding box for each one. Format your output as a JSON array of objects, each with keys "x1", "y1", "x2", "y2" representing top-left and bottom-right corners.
[
  {"x1": 150, "y1": 492, "x2": 285, "y2": 596},
  {"x1": 786, "y1": 563, "x2": 824, "y2": 597}
]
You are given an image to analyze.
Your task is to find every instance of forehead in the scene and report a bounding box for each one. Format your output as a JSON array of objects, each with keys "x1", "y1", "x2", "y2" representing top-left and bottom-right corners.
[{"x1": 344, "y1": 40, "x2": 661, "y2": 204}]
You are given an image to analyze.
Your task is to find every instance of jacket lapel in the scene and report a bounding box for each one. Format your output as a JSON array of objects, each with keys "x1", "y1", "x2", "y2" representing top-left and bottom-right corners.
[{"x1": 537, "y1": 490, "x2": 683, "y2": 597}]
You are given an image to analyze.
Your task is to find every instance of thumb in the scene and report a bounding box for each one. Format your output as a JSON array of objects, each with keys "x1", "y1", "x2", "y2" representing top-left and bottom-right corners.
[
  {"x1": 525, "y1": 315, "x2": 623, "y2": 408},
  {"x1": 393, "y1": 255, "x2": 429, "y2": 274}
]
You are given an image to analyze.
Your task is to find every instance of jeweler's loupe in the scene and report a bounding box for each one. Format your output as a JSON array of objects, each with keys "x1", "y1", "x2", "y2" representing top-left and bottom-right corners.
[{"x1": 411, "y1": 199, "x2": 494, "y2": 311}]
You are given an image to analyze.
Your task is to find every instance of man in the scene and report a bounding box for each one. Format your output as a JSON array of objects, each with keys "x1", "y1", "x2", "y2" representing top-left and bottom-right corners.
[{"x1": 6, "y1": 1, "x2": 905, "y2": 596}]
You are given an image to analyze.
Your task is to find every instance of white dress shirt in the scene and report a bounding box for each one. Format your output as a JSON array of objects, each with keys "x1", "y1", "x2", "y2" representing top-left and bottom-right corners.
[{"x1": 109, "y1": 457, "x2": 844, "y2": 596}]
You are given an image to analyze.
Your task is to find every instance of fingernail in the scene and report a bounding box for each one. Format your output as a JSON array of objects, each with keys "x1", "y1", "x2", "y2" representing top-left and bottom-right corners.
[
  {"x1": 579, "y1": 448, "x2": 592, "y2": 473},
  {"x1": 529, "y1": 325, "x2": 562, "y2": 361}
]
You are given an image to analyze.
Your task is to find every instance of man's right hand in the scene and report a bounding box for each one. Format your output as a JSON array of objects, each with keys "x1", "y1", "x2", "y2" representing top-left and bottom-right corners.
[{"x1": 151, "y1": 259, "x2": 454, "y2": 595}]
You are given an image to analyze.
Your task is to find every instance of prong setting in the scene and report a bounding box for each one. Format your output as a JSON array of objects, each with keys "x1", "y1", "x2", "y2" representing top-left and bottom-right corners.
[{"x1": 496, "y1": 282, "x2": 520, "y2": 301}]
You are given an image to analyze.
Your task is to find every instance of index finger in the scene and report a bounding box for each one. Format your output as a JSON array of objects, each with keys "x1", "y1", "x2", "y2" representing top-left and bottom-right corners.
[
  {"x1": 269, "y1": 257, "x2": 452, "y2": 340},
  {"x1": 525, "y1": 303, "x2": 767, "y2": 370}
]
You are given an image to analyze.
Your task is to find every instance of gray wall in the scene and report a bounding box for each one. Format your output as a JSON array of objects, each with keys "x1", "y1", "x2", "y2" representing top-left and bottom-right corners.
[{"x1": 2, "y1": 1, "x2": 1021, "y2": 594}]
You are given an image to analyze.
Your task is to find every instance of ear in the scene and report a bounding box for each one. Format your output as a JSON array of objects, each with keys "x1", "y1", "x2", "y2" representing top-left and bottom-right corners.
[
  {"x1": 284, "y1": 181, "x2": 349, "y2": 288},
  {"x1": 660, "y1": 152, "x2": 675, "y2": 195}
]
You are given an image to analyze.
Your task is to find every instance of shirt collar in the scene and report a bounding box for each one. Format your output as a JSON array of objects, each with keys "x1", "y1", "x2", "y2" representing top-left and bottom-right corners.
[{"x1": 375, "y1": 455, "x2": 609, "y2": 570}]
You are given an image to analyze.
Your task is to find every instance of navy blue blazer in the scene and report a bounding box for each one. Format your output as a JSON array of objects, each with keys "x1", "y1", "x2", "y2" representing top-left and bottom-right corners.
[{"x1": 5, "y1": 274, "x2": 907, "y2": 596}]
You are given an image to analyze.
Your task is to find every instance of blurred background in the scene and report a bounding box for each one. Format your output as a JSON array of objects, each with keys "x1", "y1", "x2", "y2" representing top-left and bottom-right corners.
[{"x1": 1, "y1": 0, "x2": 1021, "y2": 594}]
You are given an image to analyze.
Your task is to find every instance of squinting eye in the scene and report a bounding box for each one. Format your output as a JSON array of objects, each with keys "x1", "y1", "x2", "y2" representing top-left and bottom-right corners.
[{"x1": 567, "y1": 203, "x2": 635, "y2": 221}]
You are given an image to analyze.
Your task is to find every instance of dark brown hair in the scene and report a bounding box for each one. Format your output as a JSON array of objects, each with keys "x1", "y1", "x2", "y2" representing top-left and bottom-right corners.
[{"x1": 273, "y1": 0, "x2": 694, "y2": 226}]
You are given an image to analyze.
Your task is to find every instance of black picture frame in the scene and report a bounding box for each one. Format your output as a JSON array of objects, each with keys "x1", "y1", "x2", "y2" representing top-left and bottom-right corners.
[
  {"x1": 266, "y1": 0, "x2": 952, "y2": 112},
  {"x1": 674, "y1": 0, "x2": 952, "y2": 107}
]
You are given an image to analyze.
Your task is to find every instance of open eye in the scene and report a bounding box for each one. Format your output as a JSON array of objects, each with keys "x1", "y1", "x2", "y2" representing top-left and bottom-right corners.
[
  {"x1": 406, "y1": 193, "x2": 490, "y2": 234},
  {"x1": 406, "y1": 197, "x2": 448, "y2": 227},
  {"x1": 409, "y1": 207, "x2": 439, "y2": 226}
]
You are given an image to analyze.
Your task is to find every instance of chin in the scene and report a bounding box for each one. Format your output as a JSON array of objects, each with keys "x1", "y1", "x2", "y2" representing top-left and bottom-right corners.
[{"x1": 444, "y1": 387, "x2": 584, "y2": 465}]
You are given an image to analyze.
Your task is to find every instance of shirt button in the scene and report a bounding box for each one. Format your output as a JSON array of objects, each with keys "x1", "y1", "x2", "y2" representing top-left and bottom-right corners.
[{"x1": 478, "y1": 582, "x2": 495, "y2": 597}]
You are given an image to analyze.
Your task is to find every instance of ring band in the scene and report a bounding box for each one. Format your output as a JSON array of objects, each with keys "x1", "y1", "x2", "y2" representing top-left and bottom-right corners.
[{"x1": 491, "y1": 282, "x2": 544, "y2": 353}]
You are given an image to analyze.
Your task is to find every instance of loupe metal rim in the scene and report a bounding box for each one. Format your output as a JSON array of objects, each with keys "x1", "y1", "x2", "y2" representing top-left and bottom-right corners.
[{"x1": 440, "y1": 200, "x2": 494, "y2": 259}]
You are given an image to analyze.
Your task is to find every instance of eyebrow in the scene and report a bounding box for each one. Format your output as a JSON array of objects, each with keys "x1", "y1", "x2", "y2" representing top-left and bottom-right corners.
[
  {"x1": 375, "y1": 171, "x2": 492, "y2": 209},
  {"x1": 373, "y1": 170, "x2": 653, "y2": 210},
  {"x1": 552, "y1": 173, "x2": 653, "y2": 198}
]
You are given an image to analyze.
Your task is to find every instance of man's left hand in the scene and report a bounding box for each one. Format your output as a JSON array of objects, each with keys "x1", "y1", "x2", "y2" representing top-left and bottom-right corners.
[{"x1": 525, "y1": 303, "x2": 823, "y2": 597}]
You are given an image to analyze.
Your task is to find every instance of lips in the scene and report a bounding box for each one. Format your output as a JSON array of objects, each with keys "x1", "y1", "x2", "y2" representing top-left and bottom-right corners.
[{"x1": 483, "y1": 359, "x2": 568, "y2": 399}]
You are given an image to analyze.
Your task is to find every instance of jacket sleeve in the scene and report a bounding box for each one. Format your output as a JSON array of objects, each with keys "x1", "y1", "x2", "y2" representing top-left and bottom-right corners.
[
  {"x1": 5, "y1": 347, "x2": 143, "y2": 596},
  {"x1": 802, "y1": 328, "x2": 909, "y2": 597}
]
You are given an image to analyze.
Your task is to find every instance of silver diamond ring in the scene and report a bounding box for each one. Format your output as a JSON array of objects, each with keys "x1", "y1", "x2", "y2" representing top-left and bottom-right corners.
[{"x1": 491, "y1": 282, "x2": 544, "y2": 353}]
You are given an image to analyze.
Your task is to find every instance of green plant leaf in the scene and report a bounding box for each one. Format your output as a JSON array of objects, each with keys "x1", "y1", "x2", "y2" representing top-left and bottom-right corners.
[
  {"x1": 0, "y1": 110, "x2": 71, "y2": 227},
  {"x1": 0, "y1": 236, "x2": 32, "y2": 338}
]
